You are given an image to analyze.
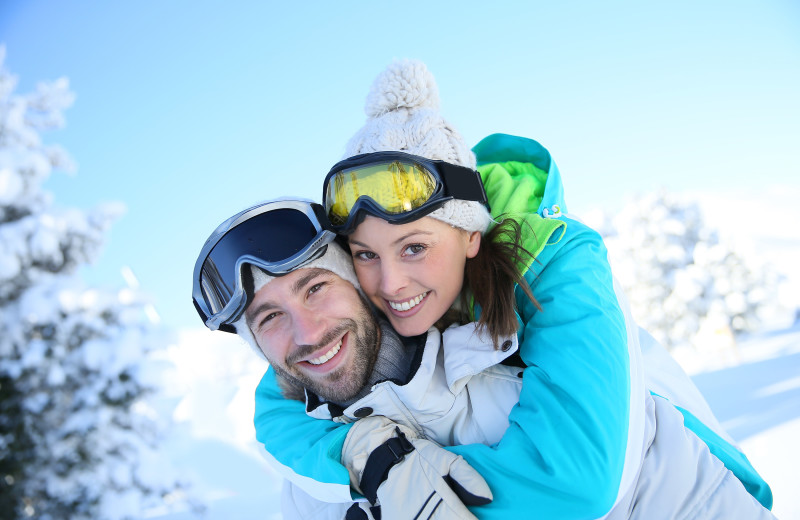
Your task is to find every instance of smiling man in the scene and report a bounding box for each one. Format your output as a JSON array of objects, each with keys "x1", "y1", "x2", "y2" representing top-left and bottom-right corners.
[{"x1": 243, "y1": 264, "x2": 383, "y2": 404}]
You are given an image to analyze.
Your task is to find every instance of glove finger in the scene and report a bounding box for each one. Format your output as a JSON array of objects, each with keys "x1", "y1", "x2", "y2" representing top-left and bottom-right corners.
[
  {"x1": 418, "y1": 458, "x2": 485, "y2": 519},
  {"x1": 396, "y1": 489, "x2": 478, "y2": 520},
  {"x1": 444, "y1": 474, "x2": 492, "y2": 507},
  {"x1": 442, "y1": 457, "x2": 493, "y2": 505},
  {"x1": 422, "y1": 491, "x2": 480, "y2": 520}
]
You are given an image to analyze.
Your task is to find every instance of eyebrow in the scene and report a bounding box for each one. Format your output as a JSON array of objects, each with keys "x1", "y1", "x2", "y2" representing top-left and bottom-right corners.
[
  {"x1": 246, "y1": 300, "x2": 276, "y2": 328},
  {"x1": 292, "y1": 268, "x2": 328, "y2": 294},
  {"x1": 246, "y1": 268, "x2": 329, "y2": 328},
  {"x1": 349, "y1": 229, "x2": 433, "y2": 249}
]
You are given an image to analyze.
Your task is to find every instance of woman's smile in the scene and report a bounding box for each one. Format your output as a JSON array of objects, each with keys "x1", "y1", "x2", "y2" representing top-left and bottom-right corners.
[
  {"x1": 387, "y1": 291, "x2": 429, "y2": 312},
  {"x1": 349, "y1": 215, "x2": 480, "y2": 337}
]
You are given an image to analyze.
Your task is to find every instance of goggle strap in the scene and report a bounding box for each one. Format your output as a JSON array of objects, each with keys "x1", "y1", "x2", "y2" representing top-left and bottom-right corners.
[
  {"x1": 193, "y1": 299, "x2": 209, "y2": 324},
  {"x1": 218, "y1": 323, "x2": 237, "y2": 334},
  {"x1": 311, "y1": 202, "x2": 335, "y2": 232},
  {"x1": 438, "y1": 163, "x2": 490, "y2": 209}
]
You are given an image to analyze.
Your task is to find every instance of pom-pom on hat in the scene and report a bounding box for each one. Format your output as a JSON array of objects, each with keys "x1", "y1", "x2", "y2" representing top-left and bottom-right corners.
[
  {"x1": 344, "y1": 59, "x2": 491, "y2": 234},
  {"x1": 233, "y1": 241, "x2": 360, "y2": 360}
]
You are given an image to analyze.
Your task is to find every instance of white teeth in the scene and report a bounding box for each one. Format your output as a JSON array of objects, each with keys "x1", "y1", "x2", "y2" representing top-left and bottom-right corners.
[
  {"x1": 389, "y1": 292, "x2": 428, "y2": 312},
  {"x1": 307, "y1": 341, "x2": 342, "y2": 365}
]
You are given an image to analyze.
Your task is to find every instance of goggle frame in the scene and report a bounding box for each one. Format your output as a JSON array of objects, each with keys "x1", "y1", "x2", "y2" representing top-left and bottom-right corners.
[
  {"x1": 323, "y1": 151, "x2": 489, "y2": 234},
  {"x1": 192, "y1": 199, "x2": 336, "y2": 333}
]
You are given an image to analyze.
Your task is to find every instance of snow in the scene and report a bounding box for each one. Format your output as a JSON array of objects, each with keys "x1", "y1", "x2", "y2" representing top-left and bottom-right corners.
[
  {"x1": 143, "y1": 329, "x2": 284, "y2": 519},
  {"x1": 147, "y1": 324, "x2": 800, "y2": 520},
  {"x1": 690, "y1": 326, "x2": 800, "y2": 519},
  {"x1": 0, "y1": 166, "x2": 23, "y2": 203}
]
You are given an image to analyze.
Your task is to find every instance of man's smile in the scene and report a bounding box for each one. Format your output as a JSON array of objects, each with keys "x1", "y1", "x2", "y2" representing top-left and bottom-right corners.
[{"x1": 307, "y1": 340, "x2": 342, "y2": 365}]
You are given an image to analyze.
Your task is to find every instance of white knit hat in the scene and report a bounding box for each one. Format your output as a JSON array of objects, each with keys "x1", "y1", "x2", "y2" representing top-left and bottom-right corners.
[
  {"x1": 344, "y1": 59, "x2": 491, "y2": 234},
  {"x1": 233, "y1": 241, "x2": 360, "y2": 360}
]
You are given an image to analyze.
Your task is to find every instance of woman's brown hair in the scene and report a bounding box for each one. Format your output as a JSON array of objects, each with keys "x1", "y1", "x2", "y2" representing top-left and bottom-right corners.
[{"x1": 460, "y1": 216, "x2": 540, "y2": 348}]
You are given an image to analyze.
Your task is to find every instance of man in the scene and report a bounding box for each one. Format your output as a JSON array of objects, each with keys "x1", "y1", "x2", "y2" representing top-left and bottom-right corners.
[
  {"x1": 192, "y1": 198, "x2": 499, "y2": 519},
  {"x1": 243, "y1": 263, "x2": 381, "y2": 405}
]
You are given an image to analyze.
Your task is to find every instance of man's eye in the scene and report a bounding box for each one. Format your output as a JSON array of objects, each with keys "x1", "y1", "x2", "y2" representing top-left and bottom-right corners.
[
  {"x1": 308, "y1": 282, "x2": 325, "y2": 295},
  {"x1": 258, "y1": 312, "x2": 279, "y2": 328}
]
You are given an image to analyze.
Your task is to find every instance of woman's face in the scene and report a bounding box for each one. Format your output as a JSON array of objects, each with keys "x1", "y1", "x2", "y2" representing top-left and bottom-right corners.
[{"x1": 348, "y1": 215, "x2": 481, "y2": 337}]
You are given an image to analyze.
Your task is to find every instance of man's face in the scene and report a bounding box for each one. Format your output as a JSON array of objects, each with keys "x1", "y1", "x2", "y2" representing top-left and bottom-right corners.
[{"x1": 246, "y1": 267, "x2": 379, "y2": 403}]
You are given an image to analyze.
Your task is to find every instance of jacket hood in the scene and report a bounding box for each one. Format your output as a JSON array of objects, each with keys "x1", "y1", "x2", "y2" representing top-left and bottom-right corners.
[{"x1": 473, "y1": 133, "x2": 567, "y2": 218}]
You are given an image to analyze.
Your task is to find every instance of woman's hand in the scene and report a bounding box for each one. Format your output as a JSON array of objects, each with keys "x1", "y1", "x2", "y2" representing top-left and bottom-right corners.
[{"x1": 342, "y1": 416, "x2": 492, "y2": 519}]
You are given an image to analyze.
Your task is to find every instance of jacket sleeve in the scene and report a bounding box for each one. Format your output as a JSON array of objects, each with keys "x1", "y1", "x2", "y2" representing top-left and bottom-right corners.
[
  {"x1": 446, "y1": 217, "x2": 640, "y2": 519},
  {"x1": 281, "y1": 479, "x2": 354, "y2": 520},
  {"x1": 254, "y1": 367, "x2": 354, "y2": 503}
]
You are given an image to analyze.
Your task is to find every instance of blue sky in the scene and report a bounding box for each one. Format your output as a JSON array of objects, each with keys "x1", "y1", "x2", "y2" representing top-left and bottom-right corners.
[{"x1": 2, "y1": 0, "x2": 798, "y2": 331}]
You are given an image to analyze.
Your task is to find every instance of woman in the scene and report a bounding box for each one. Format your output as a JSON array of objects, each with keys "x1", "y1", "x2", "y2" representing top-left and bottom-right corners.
[{"x1": 252, "y1": 60, "x2": 773, "y2": 518}]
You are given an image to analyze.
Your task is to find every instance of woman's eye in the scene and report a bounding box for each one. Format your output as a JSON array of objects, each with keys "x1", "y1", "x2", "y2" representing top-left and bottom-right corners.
[
  {"x1": 403, "y1": 244, "x2": 426, "y2": 256},
  {"x1": 353, "y1": 250, "x2": 377, "y2": 261},
  {"x1": 308, "y1": 282, "x2": 325, "y2": 295}
]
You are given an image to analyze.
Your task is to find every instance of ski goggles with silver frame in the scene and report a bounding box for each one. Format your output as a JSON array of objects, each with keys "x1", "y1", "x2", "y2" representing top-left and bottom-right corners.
[
  {"x1": 192, "y1": 199, "x2": 336, "y2": 333},
  {"x1": 322, "y1": 151, "x2": 489, "y2": 234}
]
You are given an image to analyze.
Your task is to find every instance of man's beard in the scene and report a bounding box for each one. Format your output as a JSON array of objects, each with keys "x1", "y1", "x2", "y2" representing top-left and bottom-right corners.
[{"x1": 272, "y1": 305, "x2": 380, "y2": 403}]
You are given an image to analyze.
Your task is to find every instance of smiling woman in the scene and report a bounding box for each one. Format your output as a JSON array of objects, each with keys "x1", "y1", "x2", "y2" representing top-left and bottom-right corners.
[{"x1": 348, "y1": 215, "x2": 480, "y2": 337}]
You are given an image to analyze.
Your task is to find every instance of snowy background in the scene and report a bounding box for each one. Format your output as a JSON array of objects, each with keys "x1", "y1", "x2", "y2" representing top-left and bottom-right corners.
[{"x1": 1, "y1": 1, "x2": 798, "y2": 519}]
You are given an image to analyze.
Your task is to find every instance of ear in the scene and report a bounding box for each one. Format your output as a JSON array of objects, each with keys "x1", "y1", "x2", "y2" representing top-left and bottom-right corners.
[{"x1": 465, "y1": 231, "x2": 481, "y2": 259}]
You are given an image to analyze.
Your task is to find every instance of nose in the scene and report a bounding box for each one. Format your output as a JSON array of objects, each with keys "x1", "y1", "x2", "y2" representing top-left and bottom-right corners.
[
  {"x1": 378, "y1": 258, "x2": 408, "y2": 297},
  {"x1": 291, "y1": 307, "x2": 327, "y2": 347}
]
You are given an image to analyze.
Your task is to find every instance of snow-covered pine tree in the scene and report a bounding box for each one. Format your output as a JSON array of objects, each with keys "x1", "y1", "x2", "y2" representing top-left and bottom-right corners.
[
  {"x1": 0, "y1": 48, "x2": 198, "y2": 520},
  {"x1": 598, "y1": 190, "x2": 782, "y2": 351}
]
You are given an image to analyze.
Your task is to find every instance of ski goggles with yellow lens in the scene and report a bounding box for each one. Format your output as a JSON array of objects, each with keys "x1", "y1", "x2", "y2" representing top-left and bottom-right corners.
[
  {"x1": 192, "y1": 199, "x2": 336, "y2": 333},
  {"x1": 322, "y1": 151, "x2": 489, "y2": 234}
]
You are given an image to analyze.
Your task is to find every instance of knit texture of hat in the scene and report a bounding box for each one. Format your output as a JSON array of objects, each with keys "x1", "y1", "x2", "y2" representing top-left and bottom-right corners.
[
  {"x1": 344, "y1": 59, "x2": 491, "y2": 234},
  {"x1": 234, "y1": 241, "x2": 360, "y2": 360}
]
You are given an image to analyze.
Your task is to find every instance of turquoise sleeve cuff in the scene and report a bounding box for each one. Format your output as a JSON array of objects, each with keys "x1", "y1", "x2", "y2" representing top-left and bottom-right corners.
[{"x1": 254, "y1": 367, "x2": 352, "y2": 487}]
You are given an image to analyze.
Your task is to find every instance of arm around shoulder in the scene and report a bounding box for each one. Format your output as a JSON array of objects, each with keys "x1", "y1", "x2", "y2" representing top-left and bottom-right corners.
[{"x1": 254, "y1": 366, "x2": 354, "y2": 503}]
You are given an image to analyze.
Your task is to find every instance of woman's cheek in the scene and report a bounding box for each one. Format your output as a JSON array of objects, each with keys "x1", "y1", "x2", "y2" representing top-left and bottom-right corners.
[
  {"x1": 354, "y1": 263, "x2": 373, "y2": 290},
  {"x1": 362, "y1": 271, "x2": 384, "y2": 307}
]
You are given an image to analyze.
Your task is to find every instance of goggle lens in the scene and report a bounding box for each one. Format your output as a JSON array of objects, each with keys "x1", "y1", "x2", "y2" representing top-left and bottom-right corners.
[
  {"x1": 325, "y1": 160, "x2": 438, "y2": 226},
  {"x1": 198, "y1": 207, "x2": 321, "y2": 318}
]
